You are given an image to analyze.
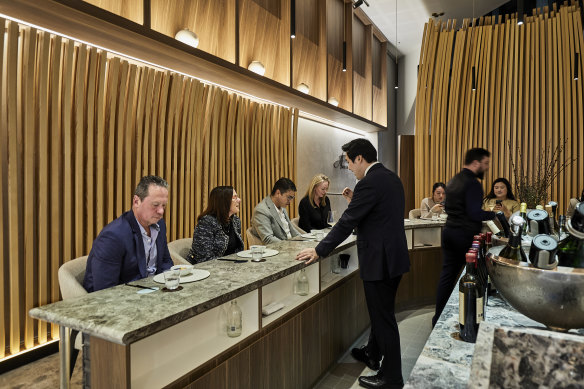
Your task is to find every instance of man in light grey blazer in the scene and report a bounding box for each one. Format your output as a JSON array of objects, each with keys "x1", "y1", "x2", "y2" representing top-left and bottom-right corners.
[{"x1": 251, "y1": 177, "x2": 301, "y2": 244}]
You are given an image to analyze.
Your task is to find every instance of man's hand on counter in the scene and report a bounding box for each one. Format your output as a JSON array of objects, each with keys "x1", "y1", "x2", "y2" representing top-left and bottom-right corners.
[{"x1": 296, "y1": 248, "x2": 320, "y2": 264}]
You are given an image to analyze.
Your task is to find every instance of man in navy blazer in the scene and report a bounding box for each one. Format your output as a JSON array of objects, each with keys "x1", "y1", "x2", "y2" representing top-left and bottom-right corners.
[
  {"x1": 83, "y1": 176, "x2": 173, "y2": 292},
  {"x1": 297, "y1": 139, "x2": 409, "y2": 389}
]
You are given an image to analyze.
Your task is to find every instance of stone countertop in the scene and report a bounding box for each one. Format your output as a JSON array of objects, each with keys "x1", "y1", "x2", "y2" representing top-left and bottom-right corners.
[
  {"x1": 404, "y1": 218, "x2": 445, "y2": 229},
  {"x1": 29, "y1": 236, "x2": 356, "y2": 346},
  {"x1": 28, "y1": 220, "x2": 441, "y2": 346},
  {"x1": 404, "y1": 278, "x2": 584, "y2": 388}
]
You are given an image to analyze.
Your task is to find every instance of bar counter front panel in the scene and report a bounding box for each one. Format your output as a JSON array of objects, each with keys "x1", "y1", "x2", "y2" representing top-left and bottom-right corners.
[{"x1": 29, "y1": 220, "x2": 444, "y2": 388}]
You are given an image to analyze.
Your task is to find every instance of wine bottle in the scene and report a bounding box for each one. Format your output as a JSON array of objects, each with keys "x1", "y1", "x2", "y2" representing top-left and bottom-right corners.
[
  {"x1": 496, "y1": 211, "x2": 511, "y2": 238},
  {"x1": 548, "y1": 201, "x2": 560, "y2": 232},
  {"x1": 471, "y1": 240, "x2": 487, "y2": 294},
  {"x1": 499, "y1": 216, "x2": 527, "y2": 261},
  {"x1": 545, "y1": 204, "x2": 557, "y2": 237},
  {"x1": 527, "y1": 209, "x2": 551, "y2": 235},
  {"x1": 459, "y1": 252, "x2": 484, "y2": 343},
  {"x1": 557, "y1": 203, "x2": 584, "y2": 268},
  {"x1": 558, "y1": 215, "x2": 567, "y2": 241},
  {"x1": 484, "y1": 232, "x2": 497, "y2": 296},
  {"x1": 226, "y1": 300, "x2": 243, "y2": 337},
  {"x1": 528, "y1": 234, "x2": 559, "y2": 270},
  {"x1": 486, "y1": 220, "x2": 503, "y2": 237},
  {"x1": 519, "y1": 202, "x2": 529, "y2": 235}
]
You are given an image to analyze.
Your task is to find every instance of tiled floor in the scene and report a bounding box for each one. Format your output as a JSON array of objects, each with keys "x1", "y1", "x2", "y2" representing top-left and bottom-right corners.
[
  {"x1": 0, "y1": 306, "x2": 434, "y2": 389},
  {"x1": 313, "y1": 305, "x2": 434, "y2": 389}
]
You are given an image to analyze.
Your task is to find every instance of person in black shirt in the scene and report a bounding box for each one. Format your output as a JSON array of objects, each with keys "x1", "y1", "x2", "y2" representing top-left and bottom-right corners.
[
  {"x1": 298, "y1": 174, "x2": 332, "y2": 232},
  {"x1": 432, "y1": 148, "x2": 496, "y2": 327},
  {"x1": 186, "y1": 186, "x2": 244, "y2": 263}
]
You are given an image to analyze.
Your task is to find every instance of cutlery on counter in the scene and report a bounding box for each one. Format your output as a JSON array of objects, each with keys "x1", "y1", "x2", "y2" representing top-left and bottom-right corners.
[{"x1": 218, "y1": 258, "x2": 248, "y2": 263}]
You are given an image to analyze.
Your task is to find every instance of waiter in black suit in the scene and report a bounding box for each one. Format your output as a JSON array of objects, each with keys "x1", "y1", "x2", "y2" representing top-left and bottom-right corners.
[{"x1": 297, "y1": 139, "x2": 410, "y2": 389}]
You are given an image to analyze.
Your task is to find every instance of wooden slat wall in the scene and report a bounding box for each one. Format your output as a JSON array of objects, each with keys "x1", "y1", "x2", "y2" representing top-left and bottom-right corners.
[
  {"x1": 0, "y1": 18, "x2": 297, "y2": 359},
  {"x1": 414, "y1": 2, "x2": 583, "y2": 215}
]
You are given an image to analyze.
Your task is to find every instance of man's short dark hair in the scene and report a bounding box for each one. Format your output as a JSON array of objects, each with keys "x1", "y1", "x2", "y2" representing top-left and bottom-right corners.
[
  {"x1": 134, "y1": 175, "x2": 168, "y2": 200},
  {"x1": 271, "y1": 177, "x2": 297, "y2": 196},
  {"x1": 341, "y1": 138, "x2": 378, "y2": 163},
  {"x1": 464, "y1": 148, "x2": 490, "y2": 165}
]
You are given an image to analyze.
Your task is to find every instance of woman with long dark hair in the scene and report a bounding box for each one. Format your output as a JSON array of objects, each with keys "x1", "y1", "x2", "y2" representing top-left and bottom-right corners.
[
  {"x1": 186, "y1": 186, "x2": 244, "y2": 263},
  {"x1": 482, "y1": 177, "x2": 520, "y2": 219},
  {"x1": 420, "y1": 182, "x2": 446, "y2": 219}
]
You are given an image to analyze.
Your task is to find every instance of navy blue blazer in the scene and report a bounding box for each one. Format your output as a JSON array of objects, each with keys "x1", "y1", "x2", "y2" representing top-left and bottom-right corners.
[
  {"x1": 83, "y1": 211, "x2": 173, "y2": 292},
  {"x1": 315, "y1": 163, "x2": 410, "y2": 281}
]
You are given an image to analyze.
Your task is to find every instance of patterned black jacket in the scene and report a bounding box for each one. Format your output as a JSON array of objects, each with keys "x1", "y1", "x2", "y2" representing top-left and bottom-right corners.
[{"x1": 186, "y1": 215, "x2": 244, "y2": 264}]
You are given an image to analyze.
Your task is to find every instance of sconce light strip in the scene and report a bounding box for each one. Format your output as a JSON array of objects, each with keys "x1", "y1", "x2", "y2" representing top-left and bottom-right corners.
[
  {"x1": 1, "y1": 13, "x2": 367, "y2": 135},
  {"x1": 0, "y1": 339, "x2": 59, "y2": 363}
]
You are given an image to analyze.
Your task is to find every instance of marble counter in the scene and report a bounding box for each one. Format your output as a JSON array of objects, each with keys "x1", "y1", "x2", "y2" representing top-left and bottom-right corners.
[
  {"x1": 29, "y1": 236, "x2": 356, "y2": 345},
  {"x1": 404, "y1": 278, "x2": 584, "y2": 388},
  {"x1": 404, "y1": 218, "x2": 446, "y2": 229}
]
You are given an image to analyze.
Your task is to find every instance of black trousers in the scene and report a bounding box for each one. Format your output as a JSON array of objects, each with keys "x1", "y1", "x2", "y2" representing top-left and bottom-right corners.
[
  {"x1": 432, "y1": 226, "x2": 476, "y2": 327},
  {"x1": 363, "y1": 275, "x2": 403, "y2": 383}
]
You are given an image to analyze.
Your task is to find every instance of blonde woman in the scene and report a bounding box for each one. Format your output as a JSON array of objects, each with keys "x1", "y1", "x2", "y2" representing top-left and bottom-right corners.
[{"x1": 299, "y1": 174, "x2": 331, "y2": 232}]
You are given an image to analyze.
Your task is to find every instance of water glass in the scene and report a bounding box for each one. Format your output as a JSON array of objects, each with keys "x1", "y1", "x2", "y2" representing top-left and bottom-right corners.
[
  {"x1": 164, "y1": 269, "x2": 180, "y2": 290},
  {"x1": 330, "y1": 256, "x2": 340, "y2": 274},
  {"x1": 315, "y1": 231, "x2": 324, "y2": 241},
  {"x1": 327, "y1": 210, "x2": 336, "y2": 225},
  {"x1": 250, "y1": 245, "x2": 264, "y2": 261}
]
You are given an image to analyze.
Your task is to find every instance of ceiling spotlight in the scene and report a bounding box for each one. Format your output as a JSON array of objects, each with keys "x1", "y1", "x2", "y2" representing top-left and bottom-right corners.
[
  {"x1": 328, "y1": 97, "x2": 339, "y2": 106},
  {"x1": 353, "y1": 0, "x2": 369, "y2": 9},
  {"x1": 175, "y1": 28, "x2": 199, "y2": 48},
  {"x1": 297, "y1": 83, "x2": 310, "y2": 94},
  {"x1": 248, "y1": 61, "x2": 265, "y2": 76}
]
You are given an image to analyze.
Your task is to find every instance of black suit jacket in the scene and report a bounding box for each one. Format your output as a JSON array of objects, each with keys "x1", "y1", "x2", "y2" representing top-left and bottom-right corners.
[{"x1": 315, "y1": 163, "x2": 410, "y2": 281}]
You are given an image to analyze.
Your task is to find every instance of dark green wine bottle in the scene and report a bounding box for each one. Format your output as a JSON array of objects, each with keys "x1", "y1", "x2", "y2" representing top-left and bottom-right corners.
[
  {"x1": 499, "y1": 216, "x2": 527, "y2": 261},
  {"x1": 557, "y1": 203, "x2": 584, "y2": 268},
  {"x1": 459, "y1": 251, "x2": 483, "y2": 343}
]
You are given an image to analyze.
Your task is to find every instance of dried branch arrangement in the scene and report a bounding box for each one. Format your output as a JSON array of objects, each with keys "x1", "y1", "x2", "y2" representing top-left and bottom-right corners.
[{"x1": 509, "y1": 139, "x2": 575, "y2": 208}]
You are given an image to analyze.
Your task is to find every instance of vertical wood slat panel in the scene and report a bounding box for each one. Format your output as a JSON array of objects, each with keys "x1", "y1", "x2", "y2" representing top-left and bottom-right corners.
[
  {"x1": 36, "y1": 30, "x2": 51, "y2": 344},
  {"x1": 7, "y1": 20, "x2": 21, "y2": 356},
  {"x1": 22, "y1": 26, "x2": 38, "y2": 349},
  {"x1": 1, "y1": 20, "x2": 297, "y2": 358},
  {"x1": 414, "y1": 3, "x2": 583, "y2": 214},
  {"x1": 0, "y1": 17, "x2": 5, "y2": 358}
]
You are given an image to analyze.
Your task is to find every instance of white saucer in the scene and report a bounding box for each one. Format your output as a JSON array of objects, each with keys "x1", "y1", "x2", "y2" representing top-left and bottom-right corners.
[
  {"x1": 153, "y1": 269, "x2": 210, "y2": 284},
  {"x1": 237, "y1": 248, "x2": 279, "y2": 258},
  {"x1": 301, "y1": 233, "x2": 316, "y2": 239}
]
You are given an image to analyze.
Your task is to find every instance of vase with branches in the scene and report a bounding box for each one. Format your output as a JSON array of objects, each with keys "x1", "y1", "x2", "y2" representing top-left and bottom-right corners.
[{"x1": 509, "y1": 139, "x2": 575, "y2": 209}]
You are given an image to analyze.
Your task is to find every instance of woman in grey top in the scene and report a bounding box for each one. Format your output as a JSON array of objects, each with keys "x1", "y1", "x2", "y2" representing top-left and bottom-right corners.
[{"x1": 186, "y1": 186, "x2": 244, "y2": 264}]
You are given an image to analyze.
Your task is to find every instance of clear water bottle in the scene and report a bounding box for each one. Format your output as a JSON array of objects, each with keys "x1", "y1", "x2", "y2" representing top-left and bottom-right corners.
[
  {"x1": 294, "y1": 269, "x2": 309, "y2": 296},
  {"x1": 226, "y1": 300, "x2": 242, "y2": 337}
]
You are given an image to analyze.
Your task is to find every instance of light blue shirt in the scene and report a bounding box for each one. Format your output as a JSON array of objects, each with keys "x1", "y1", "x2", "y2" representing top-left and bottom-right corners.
[{"x1": 135, "y1": 216, "x2": 160, "y2": 276}]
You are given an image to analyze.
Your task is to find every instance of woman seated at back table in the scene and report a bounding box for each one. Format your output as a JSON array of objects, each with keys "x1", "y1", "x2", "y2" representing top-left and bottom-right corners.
[
  {"x1": 482, "y1": 177, "x2": 520, "y2": 219},
  {"x1": 298, "y1": 173, "x2": 331, "y2": 232},
  {"x1": 420, "y1": 182, "x2": 446, "y2": 219},
  {"x1": 186, "y1": 186, "x2": 244, "y2": 264}
]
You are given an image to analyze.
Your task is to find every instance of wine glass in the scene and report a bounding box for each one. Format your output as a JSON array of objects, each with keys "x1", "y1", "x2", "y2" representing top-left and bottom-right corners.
[{"x1": 327, "y1": 210, "x2": 336, "y2": 226}]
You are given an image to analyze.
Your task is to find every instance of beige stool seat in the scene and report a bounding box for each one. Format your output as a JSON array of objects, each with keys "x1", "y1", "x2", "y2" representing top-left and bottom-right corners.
[
  {"x1": 168, "y1": 238, "x2": 193, "y2": 265},
  {"x1": 246, "y1": 227, "x2": 264, "y2": 246},
  {"x1": 408, "y1": 208, "x2": 422, "y2": 219},
  {"x1": 58, "y1": 255, "x2": 89, "y2": 377},
  {"x1": 290, "y1": 217, "x2": 307, "y2": 234}
]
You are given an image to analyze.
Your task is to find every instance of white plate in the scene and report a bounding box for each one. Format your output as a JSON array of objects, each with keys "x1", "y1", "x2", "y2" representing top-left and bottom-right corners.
[
  {"x1": 237, "y1": 248, "x2": 279, "y2": 258},
  {"x1": 301, "y1": 233, "x2": 316, "y2": 239},
  {"x1": 153, "y1": 269, "x2": 210, "y2": 284}
]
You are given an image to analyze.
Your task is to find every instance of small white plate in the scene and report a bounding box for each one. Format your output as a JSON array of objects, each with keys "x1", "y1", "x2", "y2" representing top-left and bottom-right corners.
[
  {"x1": 301, "y1": 233, "x2": 316, "y2": 239},
  {"x1": 237, "y1": 248, "x2": 279, "y2": 258},
  {"x1": 153, "y1": 269, "x2": 210, "y2": 284}
]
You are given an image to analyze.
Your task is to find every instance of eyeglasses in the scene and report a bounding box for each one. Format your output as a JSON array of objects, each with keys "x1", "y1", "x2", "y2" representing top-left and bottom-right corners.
[{"x1": 286, "y1": 195, "x2": 295, "y2": 201}]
